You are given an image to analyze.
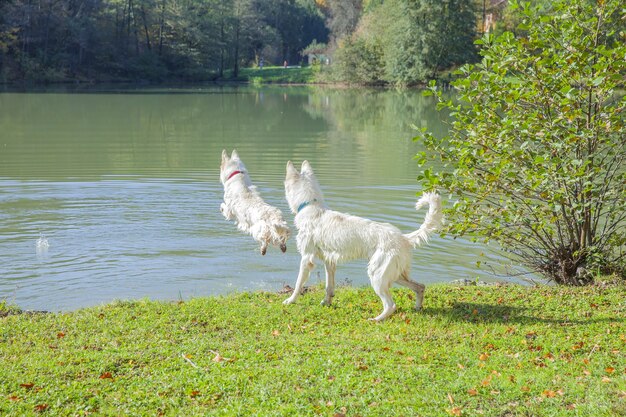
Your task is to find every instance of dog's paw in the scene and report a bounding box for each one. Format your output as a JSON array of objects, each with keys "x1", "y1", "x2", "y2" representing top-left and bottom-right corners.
[
  {"x1": 261, "y1": 246, "x2": 267, "y2": 256},
  {"x1": 320, "y1": 298, "x2": 332, "y2": 306},
  {"x1": 280, "y1": 243, "x2": 287, "y2": 253},
  {"x1": 283, "y1": 297, "x2": 296, "y2": 305}
]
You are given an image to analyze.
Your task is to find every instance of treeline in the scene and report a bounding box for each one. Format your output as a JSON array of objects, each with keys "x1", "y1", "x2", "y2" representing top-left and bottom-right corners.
[
  {"x1": 325, "y1": 0, "x2": 481, "y2": 86},
  {"x1": 0, "y1": 0, "x2": 328, "y2": 82},
  {"x1": 0, "y1": 0, "x2": 519, "y2": 84}
]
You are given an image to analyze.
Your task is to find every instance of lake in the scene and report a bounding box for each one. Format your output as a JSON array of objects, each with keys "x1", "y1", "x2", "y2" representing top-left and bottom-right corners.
[{"x1": 0, "y1": 85, "x2": 530, "y2": 311}]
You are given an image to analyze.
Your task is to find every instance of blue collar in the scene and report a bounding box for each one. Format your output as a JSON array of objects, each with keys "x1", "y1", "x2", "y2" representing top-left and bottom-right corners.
[{"x1": 297, "y1": 199, "x2": 317, "y2": 213}]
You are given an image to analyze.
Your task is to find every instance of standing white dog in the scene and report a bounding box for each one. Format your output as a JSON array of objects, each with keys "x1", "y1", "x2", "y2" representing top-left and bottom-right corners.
[
  {"x1": 283, "y1": 160, "x2": 443, "y2": 321},
  {"x1": 220, "y1": 150, "x2": 290, "y2": 255}
]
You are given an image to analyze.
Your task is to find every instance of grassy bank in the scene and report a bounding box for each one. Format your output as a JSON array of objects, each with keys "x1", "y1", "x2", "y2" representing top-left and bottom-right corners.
[
  {"x1": 232, "y1": 66, "x2": 318, "y2": 84},
  {"x1": 1, "y1": 284, "x2": 625, "y2": 416}
]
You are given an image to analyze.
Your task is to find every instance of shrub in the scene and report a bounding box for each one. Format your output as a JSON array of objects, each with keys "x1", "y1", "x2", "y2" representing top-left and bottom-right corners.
[{"x1": 416, "y1": 0, "x2": 626, "y2": 285}]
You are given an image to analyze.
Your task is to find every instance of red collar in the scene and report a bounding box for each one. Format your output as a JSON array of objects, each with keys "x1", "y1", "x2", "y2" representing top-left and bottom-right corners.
[{"x1": 227, "y1": 170, "x2": 244, "y2": 181}]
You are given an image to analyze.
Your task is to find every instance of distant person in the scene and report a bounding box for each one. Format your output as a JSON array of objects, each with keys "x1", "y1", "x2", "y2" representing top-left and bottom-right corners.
[
  {"x1": 283, "y1": 60, "x2": 287, "y2": 68},
  {"x1": 259, "y1": 57, "x2": 264, "y2": 69}
]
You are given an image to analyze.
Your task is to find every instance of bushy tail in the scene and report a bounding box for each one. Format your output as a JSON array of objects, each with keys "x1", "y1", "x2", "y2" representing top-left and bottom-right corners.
[{"x1": 404, "y1": 192, "x2": 443, "y2": 248}]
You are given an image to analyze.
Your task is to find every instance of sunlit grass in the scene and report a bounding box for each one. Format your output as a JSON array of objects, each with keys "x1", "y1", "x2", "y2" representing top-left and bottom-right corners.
[
  {"x1": 1, "y1": 284, "x2": 625, "y2": 416},
  {"x1": 235, "y1": 66, "x2": 317, "y2": 84}
]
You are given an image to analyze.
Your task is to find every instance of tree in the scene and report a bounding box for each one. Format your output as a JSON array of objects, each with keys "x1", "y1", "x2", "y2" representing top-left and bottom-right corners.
[
  {"x1": 330, "y1": 0, "x2": 478, "y2": 85},
  {"x1": 416, "y1": 0, "x2": 626, "y2": 284}
]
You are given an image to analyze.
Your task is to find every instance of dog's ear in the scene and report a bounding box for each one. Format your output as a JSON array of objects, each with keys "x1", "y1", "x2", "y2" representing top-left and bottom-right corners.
[
  {"x1": 286, "y1": 160, "x2": 299, "y2": 178},
  {"x1": 221, "y1": 149, "x2": 229, "y2": 165},
  {"x1": 301, "y1": 160, "x2": 314, "y2": 175},
  {"x1": 231, "y1": 149, "x2": 240, "y2": 160}
]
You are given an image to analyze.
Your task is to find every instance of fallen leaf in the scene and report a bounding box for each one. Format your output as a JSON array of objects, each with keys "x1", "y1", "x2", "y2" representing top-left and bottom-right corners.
[
  {"x1": 271, "y1": 330, "x2": 280, "y2": 337},
  {"x1": 602, "y1": 377, "x2": 611, "y2": 383},
  {"x1": 605, "y1": 367, "x2": 615, "y2": 374},
  {"x1": 189, "y1": 390, "x2": 200, "y2": 398},
  {"x1": 542, "y1": 390, "x2": 556, "y2": 398},
  {"x1": 8, "y1": 395, "x2": 20, "y2": 401},
  {"x1": 481, "y1": 376, "x2": 492, "y2": 387},
  {"x1": 457, "y1": 363, "x2": 465, "y2": 369},
  {"x1": 34, "y1": 404, "x2": 48, "y2": 412},
  {"x1": 57, "y1": 332, "x2": 65, "y2": 339},
  {"x1": 20, "y1": 383, "x2": 35, "y2": 389},
  {"x1": 448, "y1": 406, "x2": 463, "y2": 416},
  {"x1": 572, "y1": 341, "x2": 584, "y2": 350},
  {"x1": 467, "y1": 388, "x2": 478, "y2": 396},
  {"x1": 447, "y1": 393, "x2": 454, "y2": 404},
  {"x1": 99, "y1": 372, "x2": 113, "y2": 380},
  {"x1": 521, "y1": 386, "x2": 530, "y2": 392},
  {"x1": 479, "y1": 353, "x2": 489, "y2": 361}
]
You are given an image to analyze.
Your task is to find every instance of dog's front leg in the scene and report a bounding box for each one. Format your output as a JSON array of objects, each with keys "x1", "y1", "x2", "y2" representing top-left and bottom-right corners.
[
  {"x1": 321, "y1": 262, "x2": 336, "y2": 306},
  {"x1": 283, "y1": 257, "x2": 314, "y2": 304},
  {"x1": 220, "y1": 202, "x2": 234, "y2": 220}
]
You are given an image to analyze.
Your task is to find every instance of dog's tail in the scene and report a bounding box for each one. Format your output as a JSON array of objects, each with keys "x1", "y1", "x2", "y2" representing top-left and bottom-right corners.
[{"x1": 404, "y1": 192, "x2": 443, "y2": 248}]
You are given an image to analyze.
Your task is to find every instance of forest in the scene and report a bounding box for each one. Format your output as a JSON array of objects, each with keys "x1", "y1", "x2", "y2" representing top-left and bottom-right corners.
[{"x1": 0, "y1": 0, "x2": 509, "y2": 84}]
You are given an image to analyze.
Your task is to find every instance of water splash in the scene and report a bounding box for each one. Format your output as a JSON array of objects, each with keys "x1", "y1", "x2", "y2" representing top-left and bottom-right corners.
[{"x1": 36, "y1": 234, "x2": 49, "y2": 256}]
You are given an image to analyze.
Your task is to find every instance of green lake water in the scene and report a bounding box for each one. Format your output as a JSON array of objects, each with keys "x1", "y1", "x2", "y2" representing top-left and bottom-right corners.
[{"x1": 0, "y1": 85, "x2": 530, "y2": 311}]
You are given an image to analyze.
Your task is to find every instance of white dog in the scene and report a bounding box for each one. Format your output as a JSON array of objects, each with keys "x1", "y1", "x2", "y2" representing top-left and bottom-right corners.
[
  {"x1": 220, "y1": 150, "x2": 290, "y2": 255},
  {"x1": 283, "y1": 160, "x2": 443, "y2": 321}
]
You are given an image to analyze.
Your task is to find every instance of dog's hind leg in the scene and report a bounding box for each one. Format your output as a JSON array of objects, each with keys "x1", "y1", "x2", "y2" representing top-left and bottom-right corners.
[
  {"x1": 397, "y1": 274, "x2": 425, "y2": 310},
  {"x1": 368, "y1": 255, "x2": 397, "y2": 322},
  {"x1": 369, "y1": 279, "x2": 396, "y2": 322},
  {"x1": 283, "y1": 257, "x2": 315, "y2": 305},
  {"x1": 321, "y1": 262, "x2": 336, "y2": 306}
]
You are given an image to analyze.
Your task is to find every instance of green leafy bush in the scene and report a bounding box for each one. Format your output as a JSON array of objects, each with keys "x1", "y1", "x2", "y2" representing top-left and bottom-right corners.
[{"x1": 416, "y1": 0, "x2": 626, "y2": 285}]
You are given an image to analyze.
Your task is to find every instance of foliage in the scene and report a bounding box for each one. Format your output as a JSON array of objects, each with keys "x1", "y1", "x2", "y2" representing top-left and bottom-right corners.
[
  {"x1": 331, "y1": 36, "x2": 385, "y2": 85},
  {"x1": 0, "y1": 0, "x2": 328, "y2": 83},
  {"x1": 416, "y1": 0, "x2": 626, "y2": 284},
  {"x1": 331, "y1": 0, "x2": 478, "y2": 85},
  {"x1": 1, "y1": 284, "x2": 625, "y2": 416}
]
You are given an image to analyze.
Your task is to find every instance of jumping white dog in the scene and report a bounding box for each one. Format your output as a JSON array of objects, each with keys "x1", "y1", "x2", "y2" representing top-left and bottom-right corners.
[
  {"x1": 283, "y1": 160, "x2": 443, "y2": 321},
  {"x1": 220, "y1": 150, "x2": 290, "y2": 255}
]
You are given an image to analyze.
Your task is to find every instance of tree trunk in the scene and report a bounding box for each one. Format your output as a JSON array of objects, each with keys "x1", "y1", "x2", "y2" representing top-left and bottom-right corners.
[
  {"x1": 140, "y1": 5, "x2": 152, "y2": 51},
  {"x1": 158, "y1": 0, "x2": 166, "y2": 56}
]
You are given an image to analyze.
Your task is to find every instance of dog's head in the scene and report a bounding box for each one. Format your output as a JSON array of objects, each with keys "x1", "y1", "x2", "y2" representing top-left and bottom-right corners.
[
  {"x1": 220, "y1": 149, "x2": 248, "y2": 185},
  {"x1": 284, "y1": 160, "x2": 325, "y2": 214}
]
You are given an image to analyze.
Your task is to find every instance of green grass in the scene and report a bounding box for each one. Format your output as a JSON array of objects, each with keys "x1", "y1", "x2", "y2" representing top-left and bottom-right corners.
[
  {"x1": 1, "y1": 284, "x2": 625, "y2": 416},
  {"x1": 232, "y1": 66, "x2": 318, "y2": 84}
]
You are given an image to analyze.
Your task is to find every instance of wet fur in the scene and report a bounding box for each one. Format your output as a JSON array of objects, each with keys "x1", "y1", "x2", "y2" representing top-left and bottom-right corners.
[
  {"x1": 220, "y1": 150, "x2": 290, "y2": 255},
  {"x1": 282, "y1": 160, "x2": 443, "y2": 321}
]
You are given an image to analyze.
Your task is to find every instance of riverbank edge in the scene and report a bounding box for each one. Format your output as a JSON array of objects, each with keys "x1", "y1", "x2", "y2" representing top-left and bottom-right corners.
[{"x1": 0, "y1": 65, "x2": 457, "y2": 89}]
